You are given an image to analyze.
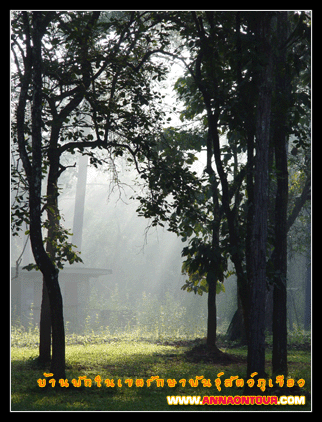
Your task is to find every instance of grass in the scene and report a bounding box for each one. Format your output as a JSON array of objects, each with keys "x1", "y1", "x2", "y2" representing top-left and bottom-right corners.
[{"x1": 11, "y1": 332, "x2": 311, "y2": 412}]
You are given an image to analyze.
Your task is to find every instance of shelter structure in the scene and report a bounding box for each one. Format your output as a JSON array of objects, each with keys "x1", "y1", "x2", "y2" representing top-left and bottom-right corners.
[{"x1": 11, "y1": 266, "x2": 112, "y2": 332}]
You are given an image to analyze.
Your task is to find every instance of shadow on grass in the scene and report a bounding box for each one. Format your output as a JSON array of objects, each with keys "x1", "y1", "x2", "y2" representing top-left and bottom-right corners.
[{"x1": 11, "y1": 339, "x2": 311, "y2": 411}]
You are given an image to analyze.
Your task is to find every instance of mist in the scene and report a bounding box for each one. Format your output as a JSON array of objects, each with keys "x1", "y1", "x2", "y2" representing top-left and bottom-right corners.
[
  {"x1": 11, "y1": 146, "x2": 310, "y2": 339},
  {"x1": 11, "y1": 148, "x2": 239, "y2": 339},
  {"x1": 10, "y1": 51, "x2": 309, "y2": 342},
  {"x1": 60, "y1": 153, "x2": 216, "y2": 338}
]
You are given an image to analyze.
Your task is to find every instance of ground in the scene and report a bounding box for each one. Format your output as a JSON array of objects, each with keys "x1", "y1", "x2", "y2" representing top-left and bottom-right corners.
[{"x1": 11, "y1": 335, "x2": 311, "y2": 411}]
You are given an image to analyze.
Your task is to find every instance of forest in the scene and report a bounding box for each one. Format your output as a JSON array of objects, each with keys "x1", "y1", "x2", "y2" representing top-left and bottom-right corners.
[{"x1": 11, "y1": 11, "x2": 311, "y2": 411}]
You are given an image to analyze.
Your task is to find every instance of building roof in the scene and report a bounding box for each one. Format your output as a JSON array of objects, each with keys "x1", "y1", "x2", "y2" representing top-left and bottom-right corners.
[{"x1": 11, "y1": 267, "x2": 112, "y2": 282}]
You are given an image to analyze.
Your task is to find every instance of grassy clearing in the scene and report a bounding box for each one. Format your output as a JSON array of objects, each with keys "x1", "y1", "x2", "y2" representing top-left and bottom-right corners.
[{"x1": 11, "y1": 333, "x2": 311, "y2": 412}]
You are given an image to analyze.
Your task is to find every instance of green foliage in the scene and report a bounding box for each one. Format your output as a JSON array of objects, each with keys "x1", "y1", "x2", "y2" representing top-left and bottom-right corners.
[
  {"x1": 136, "y1": 11, "x2": 311, "y2": 311},
  {"x1": 43, "y1": 223, "x2": 83, "y2": 269},
  {"x1": 11, "y1": 11, "x2": 173, "y2": 270},
  {"x1": 181, "y1": 247, "x2": 232, "y2": 296},
  {"x1": 21, "y1": 223, "x2": 82, "y2": 271},
  {"x1": 136, "y1": 139, "x2": 204, "y2": 232},
  {"x1": 181, "y1": 277, "x2": 226, "y2": 296},
  {"x1": 12, "y1": 11, "x2": 310, "y2": 274}
]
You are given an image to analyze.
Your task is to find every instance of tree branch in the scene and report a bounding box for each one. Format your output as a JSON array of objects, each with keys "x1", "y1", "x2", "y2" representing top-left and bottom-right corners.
[
  {"x1": 287, "y1": 175, "x2": 311, "y2": 232},
  {"x1": 126, "y1": 49, "x2": 165, "y2": 72},
  {"x1": 15, "y1": 11, "x2": 33, "y2": 183}
]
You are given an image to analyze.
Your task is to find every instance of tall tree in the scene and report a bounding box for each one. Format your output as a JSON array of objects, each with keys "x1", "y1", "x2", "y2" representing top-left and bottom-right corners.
[
  {"x1": 271, "y1": 11, "x2": 290, "y2": 376},
  {"x1": 135, "y1": 11, "x2": 310, "y2": 365},
  {"x1": 136, "y1": 11, "x2": 247, "y2": 350},
  {"x1": 172, "y1": 11, "x2": 252, "y2": 348},
  {"x1": 246, "y1": 12, "x2": 274, "y2": 378},
  {"x1": 14, "y1": 11, "x2": 67, "y2": 380},
  {"x1": 271, "y1": 10, "x2": 311, "y2": 376},
  {"x1": 11, "y1": 11, "x2": 172, "y2": 371},
  {"x1": 13, "y1": 11, "x2": 103, "y2": 366}
]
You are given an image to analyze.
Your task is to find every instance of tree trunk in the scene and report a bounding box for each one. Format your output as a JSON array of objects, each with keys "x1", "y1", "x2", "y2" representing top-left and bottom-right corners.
[
  {"x1": 39, "y1": 278, "x2": 51, "y2": 364},
  {"x1": 207, "y1": 279, "x2": 217, "y2": 348},
  {"x1": 272, "y1": 12, "x2": 290, "y2": 376},
  {"x1": 46, "y1": 270, "x2": 66, "y2": 379},
  {"x1": 36, "y1": 260, "x2": 66, "y2": 380},
  {"x1": 226, "y1": 287, "x2": 247, "y2": 344},
  {"x1": 205, "y1": 188, "x2": 221, "y2": 351},
  {"x1": 247, "y1": 12, "x2": 273, "y2": 379},
  {"x1": 39, "y1": 127, "x2": 61, "y2": 362},
  {"x1": 28, "y1": 12, "x2": 66, "y2": 380},
  {"x1": 204, "y1": 129, "x2": 221, "y2": 352}
]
